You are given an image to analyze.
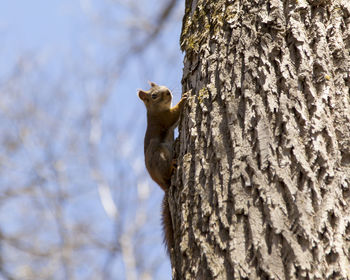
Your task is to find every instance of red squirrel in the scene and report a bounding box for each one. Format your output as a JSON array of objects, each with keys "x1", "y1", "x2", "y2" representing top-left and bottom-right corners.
[{"x1": 138, "y1": 81, "x2": 187, "y2": 253}]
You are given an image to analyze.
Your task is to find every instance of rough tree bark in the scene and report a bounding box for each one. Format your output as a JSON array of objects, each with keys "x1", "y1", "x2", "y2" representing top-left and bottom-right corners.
[{"x1": 169, "y1": 0, "x2": 350, "y2": 279}]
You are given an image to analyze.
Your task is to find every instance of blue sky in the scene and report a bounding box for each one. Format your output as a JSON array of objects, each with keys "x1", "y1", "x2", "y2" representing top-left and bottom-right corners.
[
  {"x1": 0, "y1": 0, "x2": 185, "y2": 120},
  {"x1": 0, "y1": 1, "x2": 83, "y2": 51},
  {"x1": 0, "y1": 1, "x2": 184, "y2": 279}
]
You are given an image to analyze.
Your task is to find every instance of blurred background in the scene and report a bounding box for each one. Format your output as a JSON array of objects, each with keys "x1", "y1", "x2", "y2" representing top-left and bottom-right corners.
[{"x1": 0, "y1": 0, "x2": 184, "y2": 279}]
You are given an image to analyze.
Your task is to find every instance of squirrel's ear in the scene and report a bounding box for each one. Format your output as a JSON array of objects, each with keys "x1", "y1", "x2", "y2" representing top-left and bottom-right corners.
[
  {"x1": 138, "y1": 90, "x2": 148, "y2": 101},
  {"x1": 148, "y1": 81, "x2": 157, "y2": 88}
]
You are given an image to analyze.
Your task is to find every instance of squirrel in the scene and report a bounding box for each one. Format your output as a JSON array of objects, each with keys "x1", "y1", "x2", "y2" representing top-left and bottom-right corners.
[{"x1": 138, "y1": 81, "x2": 187, "y2": 254}]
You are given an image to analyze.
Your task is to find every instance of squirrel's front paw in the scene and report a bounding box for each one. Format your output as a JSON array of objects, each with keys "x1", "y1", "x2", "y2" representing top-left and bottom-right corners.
[{"x1": 182, "y1": 90, "x2": 191, "y2": 100}]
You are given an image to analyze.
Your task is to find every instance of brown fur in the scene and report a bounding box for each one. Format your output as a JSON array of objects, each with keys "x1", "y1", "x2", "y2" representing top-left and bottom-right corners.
[{"x1": 138, "y1": 82, "x2": 187, "y2": 253}]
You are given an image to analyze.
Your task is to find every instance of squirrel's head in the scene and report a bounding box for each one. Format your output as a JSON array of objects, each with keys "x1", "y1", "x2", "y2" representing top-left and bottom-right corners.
[{"x1": 138, "y1": 81, "x2": 172, "y2": 113}]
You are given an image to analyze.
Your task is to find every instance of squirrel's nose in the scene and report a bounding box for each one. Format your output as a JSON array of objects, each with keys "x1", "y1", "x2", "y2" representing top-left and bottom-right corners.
[{"x1": 151, "y1": 93, "x2": 157, "y2": 99}]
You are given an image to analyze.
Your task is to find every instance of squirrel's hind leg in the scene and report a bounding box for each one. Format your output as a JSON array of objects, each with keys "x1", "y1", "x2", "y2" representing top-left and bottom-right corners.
[{"x1": 145, "y1": 140, "x2": 174, "y2": 190}]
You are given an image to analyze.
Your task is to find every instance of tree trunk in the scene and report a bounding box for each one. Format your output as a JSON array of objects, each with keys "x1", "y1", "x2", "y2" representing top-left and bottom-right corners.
[{"x1": 170, "y1": 0, "x2": 350, "y2": 279}]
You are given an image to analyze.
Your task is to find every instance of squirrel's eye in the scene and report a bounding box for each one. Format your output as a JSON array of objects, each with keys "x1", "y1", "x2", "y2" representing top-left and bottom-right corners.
[
  {"x1": 166, "y1": 90, "x2": 171, "y2": 95},
  {"x1": 151, "y1": 93, "x2": 157, "y2": 99}
]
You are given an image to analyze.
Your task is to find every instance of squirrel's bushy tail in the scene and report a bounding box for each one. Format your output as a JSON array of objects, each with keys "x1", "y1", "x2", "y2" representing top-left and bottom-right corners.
[{"x1": 162, "y1": 193, "x2": 174, "y2": 255}]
